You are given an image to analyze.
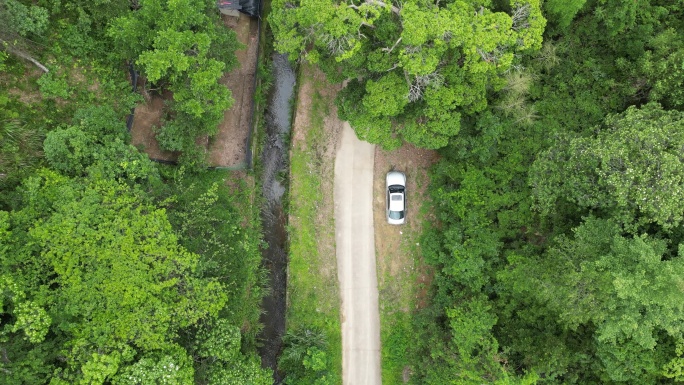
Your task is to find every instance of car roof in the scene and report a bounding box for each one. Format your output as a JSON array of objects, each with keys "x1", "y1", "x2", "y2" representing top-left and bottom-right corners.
[{"x1": 389, "y1": 192, "x2": 404, "y2": 211}]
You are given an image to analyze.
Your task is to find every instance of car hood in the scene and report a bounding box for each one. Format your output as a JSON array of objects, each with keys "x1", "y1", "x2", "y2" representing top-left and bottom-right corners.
[{"x1": 386, "y1": 171, "x2": 406, "y2": 187}]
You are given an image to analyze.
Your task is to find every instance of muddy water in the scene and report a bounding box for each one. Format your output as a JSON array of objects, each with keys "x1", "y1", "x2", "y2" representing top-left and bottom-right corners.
[{"x1": 258, "y1": 53, "x2": 295, "y2": 384}]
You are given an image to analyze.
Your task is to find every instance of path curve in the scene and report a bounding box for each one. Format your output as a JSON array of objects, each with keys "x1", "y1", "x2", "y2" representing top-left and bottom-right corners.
[{"x1": 334, "y1": 122, "x2": 381, "y2": 385}]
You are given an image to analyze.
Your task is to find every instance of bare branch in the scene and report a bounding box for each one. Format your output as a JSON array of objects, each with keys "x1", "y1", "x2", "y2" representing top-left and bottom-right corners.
[
  {"x1": 407, "y1": 72, "x2": 444, "y2": 102},
  {"x1": 382, "y1": 37, "x2": 402, "y2": 54},
  {"x1": 442, "y1": 30, "x2": 453, "y2": 43},
  {"x1": 408, "y1": 83, "x2": 422, "y2": 102},
  {"x1": 1, "y1": 346, "x2": 10, "y2": 364},
  {"x1": 476, "y1": 46, "x2": 506, "y2": 64},
  {"x1": 348, "y1": 0, "x2": 400, "y2": 15},
  {"x1": 319, "y1": 33, "x2": 356, "y2": 56},
  {"x1": 403, "y1": 45, "x2": 421, "y2": 55},
  {"x1": 511, "y1": 3, "x2": 531, "y2": 31},
  {"x1": 504, "y1": 63, "x2": 524, "y2": 74},
  {"x1": 476, "y1": 48, "x2": 496, "y2": 63}
]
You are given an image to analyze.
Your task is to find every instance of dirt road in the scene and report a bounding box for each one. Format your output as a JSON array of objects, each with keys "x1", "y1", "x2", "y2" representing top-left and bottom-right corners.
[{"x1": 334, "y1": 122, "x2": 382, "y2": 385}]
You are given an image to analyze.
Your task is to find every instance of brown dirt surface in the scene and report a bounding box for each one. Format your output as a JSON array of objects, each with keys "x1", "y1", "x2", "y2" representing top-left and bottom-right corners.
[
  {"x1": 3, "y1": 67, "x2": 43, "y2": 105},
  {"x1": 7, "y1": 87, "x2": 41, "y2": 105},
  {"x1": 130, "y1": 91, "x2": 180, "y2": 162},
  {"x1": 130, "y1": 14, "x2": 258, "y2": 167},
  {"x1": 208, "y1": 14, "x2": 259, "y2": 168},
  {"x1": 373, "y1": 142, "x2": 439, "y2": 312}
]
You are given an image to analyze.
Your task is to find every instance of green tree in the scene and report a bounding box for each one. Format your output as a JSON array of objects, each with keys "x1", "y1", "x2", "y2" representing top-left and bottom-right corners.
[
  {"x1": 42, "y1": 105, "x2": 158, "y2": 185},
  {"x1": 279, "y1": 328, "x2": 338, "y2": 385},
  {"x1": 635, "y1": 28, "x2": 684, "y2": 109},
  {"x1": 154, "y1": 169, "x2": 266, "y2": 330},
  {"x1": 592, "y1": 0, "x2": 668, "y2": 37},
  {"x1": 107, "y1": 0, "x2": 240, "y2": 166},
  {"x1": 0, "y1": 273, "x2": 51, "y2": 345},
  {"x1": 43, "y1": 125, "x2": 93, "y2": 175},
  {"x1": 0, "y1": 0, "x2": 50, "y2": 72},
  {"x1": 0, "y1": 170, "x2": 227, "y2": 383},
  {"x1": 1, "y1": 0, "x2": 48, "y2": 37},
  {"x1": 194, "y1": 319, "x2": 271, "y2": 385},
  {"x1": 543, "y1": 0, "x2": 587, "y2": 28},
  {"x1": 531, "y1": 103, "x2": 684, "y2": 231},
  {"x1": 409, "y1": 2, "x2": 684, "y2": 384},
  {"x1": 499, "y1": 217, "x2": 684, "y2": 383},
  {"x1": 111, "y1": 346, "x2": 195, "y2": 385},
  {"x1": 410, "y1": 294, "x2": 539, "y2": 384},
  {"x1": 411, "y1": 112, "x2": 545, "y2": 384},
  {"x1": 270, "y1": 0, "x2": 545, "y2": 149}
]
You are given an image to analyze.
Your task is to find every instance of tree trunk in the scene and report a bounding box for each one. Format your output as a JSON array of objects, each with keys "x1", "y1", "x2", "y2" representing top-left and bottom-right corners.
[{"x1": 0, "y1": 39, "x2": 49, "y2": 73}]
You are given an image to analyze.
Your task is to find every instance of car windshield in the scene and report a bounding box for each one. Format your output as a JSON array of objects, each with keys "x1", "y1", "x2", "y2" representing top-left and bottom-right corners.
[
  {"x1": 388, "y1": 185, "x2": 404, "y2": 193},
  {"x1": 389, "y1": 210, "x2": 404, "y2": 220}
]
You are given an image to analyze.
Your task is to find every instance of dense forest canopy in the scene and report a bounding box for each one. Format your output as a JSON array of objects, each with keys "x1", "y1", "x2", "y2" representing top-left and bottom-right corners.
[
  {"x1": 406, "y1": 0, "x2": 684, "y2": 383},
  {"x1": 1, "y1": 0, "x2": 269, "y2": 383},
  {"x1": 2, "y1": 0, "x2": 684, "y2": 383},
  {"x1": 269, "y1": 0, "x2": 684, "y2": 383},
  {"x1": 271, "y1": 0, "x2": 546, "y2": 149}
]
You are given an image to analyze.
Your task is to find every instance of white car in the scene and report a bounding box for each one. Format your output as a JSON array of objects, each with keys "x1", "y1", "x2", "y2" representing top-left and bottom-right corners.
[{"x1": 386, "y1": 171, "x2": 406, "y2": 225}]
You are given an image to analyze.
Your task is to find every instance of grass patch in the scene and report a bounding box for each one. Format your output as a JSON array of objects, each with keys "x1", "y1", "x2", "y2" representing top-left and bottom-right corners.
[
  {"x1": 379, "y1": 228, "x2": 421, "y2": 385},
  {"x1": 381, "y1": 311, "x2": 413, "y2": 384},
  {"x1": 285, "y1": 64, "x2": 342, "y2": 383}
]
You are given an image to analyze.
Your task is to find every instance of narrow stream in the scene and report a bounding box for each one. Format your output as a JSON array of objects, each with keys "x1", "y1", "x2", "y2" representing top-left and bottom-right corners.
[{"x1": 258, "y1": 53, "x2": 295, "y2": 384}]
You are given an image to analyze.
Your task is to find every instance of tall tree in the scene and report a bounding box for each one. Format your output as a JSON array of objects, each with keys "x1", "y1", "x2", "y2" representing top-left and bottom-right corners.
[
  {"x1": 0, "y1": 170, "x2": 230, "y2": 383},
  {"x1": 0, "y1": 0, "x2": 49, "y2": 72},
  {"x1": 270, "y1": 0, "x2": 545, "y2": 149},
  {"x1": 107, "y1": 0, "x2": 240, "y2": 166},
  {"x1": 499, "y1": 217, "x2": 684, "y2": 383},
  {"x1": 543, "y1": 0, "x2": 587, "y2": 28},
  {"x1": 0, "y1": 183, "x2": 266, "y2": 383},
  {"x1": 531, "y1": 103, "x2": 684, "y2": 232}
]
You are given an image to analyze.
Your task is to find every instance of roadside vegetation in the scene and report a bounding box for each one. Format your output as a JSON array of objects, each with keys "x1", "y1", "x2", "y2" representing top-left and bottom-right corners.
[
  {"x1": 272, "y1": 0, "x2": 684, "y2": 383},
  {"x1": 280, "y1": 64, "x2": 342, "y2": 385},
  {"x1": 378, "y1": 227, "x2": 421, "y2": 385},
  {"x1": 1, "y1": 0, "x2": 269, "y2": 383}
]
